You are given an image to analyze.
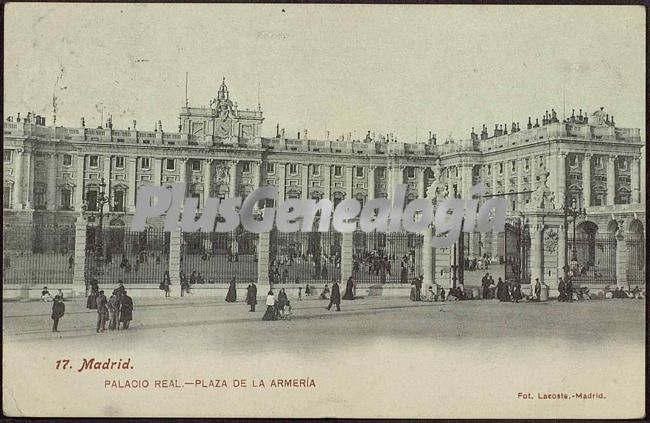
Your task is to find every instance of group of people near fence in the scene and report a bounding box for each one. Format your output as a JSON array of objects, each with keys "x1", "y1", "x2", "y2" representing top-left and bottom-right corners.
[
  {"x1": 86, "y1": 280, "x2": 134, "y2": 332},
  {"x1": 262, "y1": 288, "x2": 293, "y2": 320},
  {"x1": 465, "y1": 255, "x2": 492, "y2": 271}
]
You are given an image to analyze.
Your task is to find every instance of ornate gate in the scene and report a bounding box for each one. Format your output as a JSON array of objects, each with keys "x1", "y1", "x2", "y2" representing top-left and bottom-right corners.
[{"x1": 504, "y1": 218, "x2": 530, "y2": 284}]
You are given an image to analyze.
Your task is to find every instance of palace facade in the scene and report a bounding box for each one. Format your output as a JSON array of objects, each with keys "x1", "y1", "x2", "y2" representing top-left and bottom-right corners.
[{"x1": 3, "y1": 79, "x2": 646, "y2": 288}]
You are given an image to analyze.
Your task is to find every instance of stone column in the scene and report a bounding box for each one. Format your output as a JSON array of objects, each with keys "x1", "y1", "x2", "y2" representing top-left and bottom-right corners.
[
  {"x1": 557, "y1": 222, "x2": 567, "y2": 289},
  {"x1": 75, "y1": 154, "x2": 85, "y2": 210},
  {"x1": 251, "y1": 160, "x2": 261, "y2": 191},
  {"x1": 421, "y1": 226, "x2": 434, "y2": 289},
  {"x1": 178, "y1": 158, "x2": 187, "y2": 188},
  {"x1": 491, "y1": 163, "x2": 498, "y2": 195},
  {"x1": 203, "y1": 159, "x2": 212, "y2": 207},
  {"x1": 127, "y1": 157, "x2": 137, "y2": 211},
  {"x1": 323, "y1": 164, "x2": 331, "y2": 201},
  {"x1": 103, "y1": 156, "x2": 112, "y2": 207},
  {"x1": 340, "y1": 232, "x2": 354, "y2": 283},
  {"x1": 630, "y1": 157, "x2": 640, "y2": 204},
  {"x1": 72, "y1": 215, "x2": 88, "y2": 297},
  {"x1": 556, "y1": 153, "x2": 567, "y2": 209},
  {"x1": 278, "y1": 163, "x2": 286, "y2": 202},
  {"x1": 301, "y1": 164, "x2": 309, "y2": 200},
  {"x1": 46, "y1": 153, "x2": 58, "y2": 210},
  {"x1": 607, "y1": 155, "x2": 616, "y2": 206},
  {"x1": 229, "y1": 160, "x2": 238, "y2": 196},
  {"x1": 417, "y1": 167, "x2": 425, "y2": 199},
  {"x1": 368, "y1": 166, "x2": 376, "y2": 200},
  {"x1": 12, "y1": 148, "x2": 24, "y2": 209},
  {"x1": 153, "y1": 158, "x2": 162, "y2": 186},
  {"x1": 529, "y1": 221, "x2": 544, "y2": 287},
  {"x1": 24, "y1": 150, "x2": 33, "y2": 209},
  {"x1": 345, "y1": 165, "x2": 353, "y2": 199},
  {"x1": 615, "y1": 232, "x2": 627, "y2": 289},
  {"x1": 517, "y1": 158, "x2": 524, "y2": 210},
  {"x1": 257, "y1": 232, "x2": 270, "y2": 286},
  {"x1": 582, "y1": 153, "x2": 591, "y2": 207},
  {"x1": 168, "y1": 228, "x2": 182, "y2": 291}
]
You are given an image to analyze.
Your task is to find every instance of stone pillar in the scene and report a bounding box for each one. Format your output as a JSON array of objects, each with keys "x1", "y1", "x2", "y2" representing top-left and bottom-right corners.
[
  {"x1": 340, "y1": 231, "x2": 354, "y2": 283},
  {"x1": 46, "y1": 153, "x2": 57, "y2": 210},
  {"x1": 251, "y1": 160, "x2": 261, "y2": 191},
  {"x1": 491, "y1": 163, "x2": 498, "y2": 196},
  {"x1": 421, "y1": 226, "x2": 434, "y2": 289},
  {"x1": 345, "y1": 165, "x2": 353, "y2": 199},
  {"x1": 615, "y1": 232, "x2": 627, "y2": 289},
  {"x1": 367, "y1": 166, "x2": 376, "y2": 200},
  {"x1": 229, "y1": 160, "x2": 238, "y2": 196},
  {"x1": 12, "y1": 148, "x2": 24, "y2": 209},
  {"x1": 278, "y1": 163, "x2": 286, "y2": 202},
  {"x1": 24, "y1": 150, "x2": 33, "y2": 209},
  {"x1": 127, "y1": 157, "x2": 137, "y2": 211},
  {"x1": 257, "y1": 232, "x2": 270, "y2": 287},
  {"x1": 301, "y1": 164, "x2": 309, "y2": 200},
  {"x1": 529, "y1": 221, "x2": 544, "y2": 287},
  {"x1": 75, "y1": 154, "x2": 85, "y2": 210},
  {"x1": 153, "y1": 158, "x2": 162, "y2": 186},
  {"x1": 72, "y1": 215, "x2": 87, "y2": 297},
  {"x1": 103, "y1": 156, "x2": 112, "y2": 206},
  {"x1": 630, "y1": 157, "x2": 640, "y2": 204},
  {"x1": 168, "y1": 228, "x2": 182, "y2": 291},
  {"x1": 517, "y1": 158, "x2": 524, "y2": 210},
  {"x1": 557, "y1": 153, "x2": 567, "y2": 209},
  {"x1": 607, "y1": 155, "x2": 616, "y2": 206},
  {"x1": 203, "y1": 159, "x2": 212, "y2": 207},
  {"x1": 417, "y1": 167, "x2": 425, "y2": 199},
  {"x1": 178, "y1": 158, "x2": 187, "y2": 188},
  {"x1": 582, "y1": 153, "x2": 591, "y2": 207},
  {"x1": 323, "y1": 164, "x2": 331, "y2": 201}
]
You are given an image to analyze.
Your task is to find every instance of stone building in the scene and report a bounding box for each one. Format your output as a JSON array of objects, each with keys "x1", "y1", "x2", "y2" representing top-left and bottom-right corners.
[{"x1": 3, "y1": 79, "x2": 645, "y2": 290}]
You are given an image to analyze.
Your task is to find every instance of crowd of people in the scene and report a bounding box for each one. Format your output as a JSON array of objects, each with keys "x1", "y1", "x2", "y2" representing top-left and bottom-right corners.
[{"x1": 85, "y1": 280, "x2": 134, "y2": 332}]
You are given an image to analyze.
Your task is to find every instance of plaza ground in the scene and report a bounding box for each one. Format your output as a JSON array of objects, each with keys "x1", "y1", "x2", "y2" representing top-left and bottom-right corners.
[{"x1": 3, "y1": 295, "x2": 645, "y2": 418}]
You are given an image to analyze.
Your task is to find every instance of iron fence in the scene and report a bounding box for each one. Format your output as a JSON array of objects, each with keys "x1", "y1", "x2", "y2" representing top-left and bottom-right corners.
[
  {"x1": 269, "y1": 230, "x2": 341, "y2": 283},
  {"x1": 625, "y1": 233, "x2": 645, "y2": 286},
  {"x1": 181, "y1": 228, "x2": 258, "y2": 284},
  {"x1": 567, "y1": 234, "x2": 616, "y2": 285},
  {"x1": 504, "y1": 220, "x2": 531, "y2": 284},
  {"x1": 3, "y1": 224, "x2": 76, "y2": 285},
  {"x1": 85, "y1": 225, "x2": 169, "y2": 285},
  {"x1": 352, "y1": 231, "x2": 422, "y2": 284}
]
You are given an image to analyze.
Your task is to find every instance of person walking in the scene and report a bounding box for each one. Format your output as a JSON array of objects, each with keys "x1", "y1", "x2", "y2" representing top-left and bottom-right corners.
[
  {"x1": 51, "y1": 295, "x2": 65, "y2": 332},
  {"x1": 326, "y1": 279, "x2": 341, "y2": 311},
  {"x1": 119, "y1": 290, "x2": 134, "y2": 329},
  {"x1": 108, "y1": 291, "x2": 120, "y2": 330},
  {"x1": 246, "y1": 282, "x2": 257, "y2": 312},
  {"x1": 557, "y1": 277, "x2": 567, "y2": 302},
  {"x1": 95, "y1": 290, "x2": 108, "y2": 333},
  {"x1": 298, "y1": 286, "x2": 302, "y2": 301},
  {"x1": 225, "y1": 277, "x2": 237, "y2": 302}
]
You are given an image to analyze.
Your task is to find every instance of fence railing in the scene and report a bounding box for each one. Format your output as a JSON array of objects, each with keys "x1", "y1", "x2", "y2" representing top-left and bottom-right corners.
[
  {"x1": 567, "y1": 235, "x2": 617, "y2": 285},
  {"x1": 352, "y1": 231, "x2": 422, "y2": 284},
  {"x1": 269, "y1": 230, "x2": 342, "y2": 283},
  {"x1": 3, "y1": 225, "x2": 76, "y2": 285}
]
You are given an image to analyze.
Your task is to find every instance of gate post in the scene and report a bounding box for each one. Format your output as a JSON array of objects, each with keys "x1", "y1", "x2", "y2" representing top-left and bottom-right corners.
[
  {"x1": 257, "y1": 231, "x2": 270, "y2": 291},
  {"x1": 421, "y1": 227, "x2": 434, "y2": 290},
  {"x1": 340, "y1": 231, "x2": 354, "y2": 283},
  {"x1": 529, "y1": 220, "x2": 544, "y2": 289},
  {"x1": 169, "y1": 228, "x2": 182, "y2": 292},
  {"x1": 615, "y1": 231, "x2": 627, "y2": 289},
  {"x1": 557, "y1": 222, "x2": 567, "y2": 285},
  {"x1": 72, "y1": 215, "x2": 87, "y2": 297}
]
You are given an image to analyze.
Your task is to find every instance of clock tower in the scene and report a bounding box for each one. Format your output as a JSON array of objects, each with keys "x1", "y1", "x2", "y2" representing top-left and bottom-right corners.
[{"x1": 178, "y1": 77, "x2": 264, "y2": 146}]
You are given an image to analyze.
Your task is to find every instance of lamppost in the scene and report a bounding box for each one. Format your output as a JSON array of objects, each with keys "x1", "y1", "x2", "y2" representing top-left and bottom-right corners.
[
  {"x1": 81, "y1": 178, "x2": 111, "y2": 262},
  {"x1": 563, "y1": 194, "x2": 587, "y2": 280}
]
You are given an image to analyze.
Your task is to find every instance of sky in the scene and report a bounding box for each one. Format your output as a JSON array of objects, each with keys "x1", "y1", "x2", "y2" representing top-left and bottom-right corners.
[{"x1": 4, "y1": 4, "x2": 646, "y2": 141}]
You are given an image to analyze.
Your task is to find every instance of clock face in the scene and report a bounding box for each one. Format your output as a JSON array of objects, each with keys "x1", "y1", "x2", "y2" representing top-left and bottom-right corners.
[{"x1": 215, "y1": 119, "x2": 231, "y2": 138}]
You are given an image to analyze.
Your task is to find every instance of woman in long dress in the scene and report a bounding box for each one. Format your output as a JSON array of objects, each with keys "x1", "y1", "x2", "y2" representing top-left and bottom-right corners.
[
  {"x1": 86, "y1": 280, "x2": 99, "y2": 309},
  {"x1": 262, "y1": 290, "x2": 276, "y2": 321},
  {"x1": 342, "y1": 277, "x2": 355, "y2": 300},
  {"x1": 225, "y1": 277, "x2": 237, "y2": 302}
]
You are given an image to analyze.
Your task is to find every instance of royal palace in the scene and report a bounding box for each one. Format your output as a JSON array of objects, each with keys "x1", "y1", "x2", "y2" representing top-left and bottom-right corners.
[{"x1": 3, "y1": 79, "x2": 646, "y2": 297}]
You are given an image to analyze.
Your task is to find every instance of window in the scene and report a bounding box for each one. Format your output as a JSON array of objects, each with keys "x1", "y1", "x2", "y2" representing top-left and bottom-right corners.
[
  {"x1": 511, "y1": 161, "x2": 516, "y2": 172},
  {"x1": 115, "y1": 157, "x2": 125, "y2": 169},
  {"x1": 487, "y1": 165, "x2": 491, "y2": 176},
  {"x1": 34, "y1": 185, "x2": 46, "y2": 210},
  {"x1": 89, "y1": 155, "x2": 99, "y2": 168},
  {"x1": 4, "y1": 150, "x2": 12, "y2": 163},
  {"x1": 141, "y1": 157, "x2": 150, "y2": 169},
  {"x1": 289, "y1": 164, "x2": 298, "y2": 175},
  {"x1": 85, "y1": 189, "x2": 98, "y2": 211},
  {"x1": 61, "y1": 189, "x2": 72, "y2": 210},
  {"x1": 377, "y1": 168, "x2": 386, "y2": 178},
  {"x1": 334, "y1": 166, "x2": 342, "y2": 177},
  {"x1": 406, "y1": 167, "x2": 415, "y2": 178},
  {"x1": 166, "y1": 159, "x2": 175, "y2": 171},
  {"x1": 63, "y1": 154, "x2": 72, "y2": 167},
  {"x1": 595, "y1": 157, "x2": 603, "y2": 168},
  {"x1": 3, "y1": 184, "x2": 12, "y2": 208},
  {"x1": 356, "y1": 167, "x2": 364, "y2": 178},
  {"x1": 266, "y1": 163, "x2": 275, "y2": 174},
  {"x1": 569, "y1": 155, "x2": 577, "y2": 166},
  {"x1": 264, "y1": 199, "x2": 275, "y2": 208},
  {"x1": 525, "y1": 158, "x2": 529, "y2": 170},
  {"x1": 242, "y1": 162, "x2": 251, "y2": 173},
  {"x1": 498, "y1": 163, "x2": 503, "y2": 174},
  {"x1": 113, "y1": 190, "x2": 125, "y2": 212},
  {"x1": 618, "y1": 158, "x2": 628, "y2": 170},
  {"x1": 192, "y1": 160, "x2": 201, "y2": 171},
  {"x1": 312, "y1": 165, "x2": 320, "y2": 176}
]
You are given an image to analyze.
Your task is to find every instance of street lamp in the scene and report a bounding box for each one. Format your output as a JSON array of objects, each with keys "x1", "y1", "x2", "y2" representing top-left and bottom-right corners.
[
  {"x1": 563, "y1": 193, "x2": 587, "y2": 279},
  {"x1": 81, "y1": 177, "x2": 111, "y2": 262}
]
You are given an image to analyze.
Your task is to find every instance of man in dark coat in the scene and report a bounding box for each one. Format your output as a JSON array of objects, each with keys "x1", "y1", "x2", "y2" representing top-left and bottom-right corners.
[
  {"x1": 565, "y1": 278, "x2": 573, "y2": 303},
  {"x1": 119, "y1": 290, "x2": 133, "y2": 329},
  {"x1": 557, "y1": 277, "x2": 567, "y2": 302},
  {"x1": 246, "y1": 282, "x2": 258, "y2": 312},
  {"x1": 95, "y1": 290, "x2": 108, "y2": 333},
  {"x1": 51, "y1": 295, "x2": 65, "y2": 332},
  {"x1": 481, "y1": 273, "x2": 490, "y2": 299},
  {"x1": 326, "y1": 279, "x2": 341, "y2": 311}
]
